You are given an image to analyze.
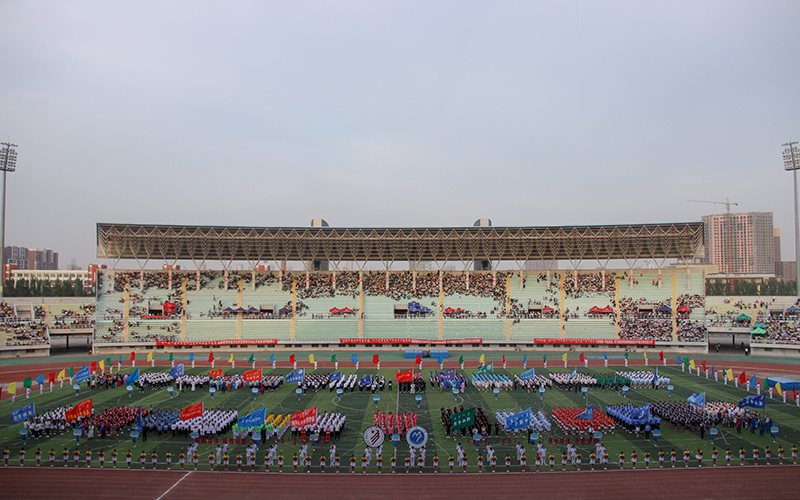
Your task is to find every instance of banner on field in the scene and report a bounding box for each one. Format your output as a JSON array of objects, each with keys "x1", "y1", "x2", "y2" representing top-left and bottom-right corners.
[
  {"x1": 339, "y1": 338, "x2": 483, "y2": 345},
  {"x1": 10, "y1": 403, "x2": 36, "y2": 424},
  {"x1": 180, "y1": 402, "x2": 204, "y2": 421},
  {"x1": 156, "y1": 339, "x2": 278, "y2": 347},
  {"x1": 738, "y1": 394, "x2": 766, "y2": 409},
  {"x1": 243, "y1": 368, "x2": 262, "y2": 382},
  {"x1": 329, "y1": 372, "x2": 343, "y2": 382},
  {"x1": 74, "y1": 366, "x2": 90, "y2": 383},
  {"x1": 451, "y1": 407, "x2": 476, "y2": 430},
  {"x1": 238, "y1": 407, "x2": 267, "y2": 428},
  {"x1": 290, "y1": 407, "x2": 318, "y2": 428},
  {"x1": 65, "y1": 400, "x2": 93, "y2": 422},
  {"x1": 576, "y1": 405, "x2": 594, "y2": 420},
  {"x1": 170, "y1": 364, "x2": 185, "y2": 379},
  {"x1": 519, "y1": 368, "x2": 536, "y2": 381},
  {"x1": 505, "y1": 408, "x2": 532, "y2": 431},
  {"x1": 534, "y1": 338, "x2": 656, "y2": 346},
  {"x1": 395, "y1": 369, "x2": 413, "y2": 382},
  {"x1": 286, "y1": 369, "x2": 305, "y2": 383},
  {"x1": 208, "y1": 369, "x2": 223, "y2": 378}
]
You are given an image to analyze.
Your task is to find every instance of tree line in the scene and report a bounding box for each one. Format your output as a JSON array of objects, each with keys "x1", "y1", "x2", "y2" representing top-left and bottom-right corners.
[
  {"x1": 3, "y1": 278, "x2": 93, "y2": 297},
  {"x1": 705, "y1": 278, "x2": 797, "y2": 296}
]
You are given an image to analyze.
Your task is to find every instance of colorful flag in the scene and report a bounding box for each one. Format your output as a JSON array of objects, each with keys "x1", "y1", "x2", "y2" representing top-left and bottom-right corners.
[
  {"x1": 68, "y1": 367, "x2": 74, "y2": 377},
  {"x1": 56, "y1": 369, "x2": 66, "y2": 381},
  {"x1": 10, "y1": 402, "x2": 36, "y2": 423},
  {"x1": 208, "y1": 369, "x2": 223, "y2": 378},
  {"x1": 65, "y1": 400, "x2": 93, "y2": 422},
  {"x1": 147, "y1": 352, "x2": 154, "y2": 362},
  {"x1": 479, "y1": 354, "x2": 485, "y2": 365},
  {"x1": 208, "y1": 352, "x2": 214, "y2": 363},
  {"x1": 286, "y1": 369, "x2": 305, "y2": 383},
  {"x1": 35, "y1": 374, "x2": 44, "y2": 386},
  {"x1": 372, "y1": 354, "x2": 379, "y2": 365},
  {"x1": 579, "y1": 353, "x2": 585, "y2": 363},
  {"x1": 688, "y1": 359, "x2": 696, "y2": 371},
  {"x1": 7, "y1": 382, "x2": 16, "y2": 395},
  {"x1": 269, "y1": 354, "x2": 275, "y2": 365},
  {"x1": 309, "y1": 354, "x2": 315, "y2": 364},
  {"x1": 519, "y1": 368, "x2": 536, "y2": 380},
  {"x1": 290, "y1": 407, "x2": 318, "y2": 427},
  {"x1": 642, "y1": 351, "x2": 647, "y2": 361},
  {"x1": 562, "y1": 353, "x2": 568, "y2": 363},
  {"x1": 179, "y1": 402, "x2": 204, "y2": 421},
  {"x1": 505, "y1": 408, "x2": 532, "y2": 431},
  {"x1": 188, "y1": 353, "x2": 195, "y2": 362},
  {"x1": 228, "y1": 353, "x2": 234, "y2": 363},
  {"x1": 127, "y1": 368, "x2": 140, "y2": 384},
  {"x1": 726, "y1": 369, "x2": 734, "y2": 382},
  {"x1": 330, "y1": 354, "x2": 337, "y2": 363},
  {"x1": 99, "y1": 359, "x2": 105, "y2": 371},
  {"x1": 130, "y1": 351, "x2": 135, "y2": 362},
  {"x1": 775, "y1": 382, "x2": 784, "y2": 397},
  {"x1": 23, "y1": 377, "x2": 32, "y2": 389},
  {"x1": 738, "y1": 394, "x2": 765, "y2": 409},
  {"x1": 451, "y1": 407, "x2": 476, "y2": 430},
  {"x1": 105, "y1": 357, "x2": 111, "y2": 368},
  {"x1": 477, "y1": 362, "x2": 494, "y2": 373},
  {"x1": 738, "y1": 371, "x2": 747, "y2": 384},
  {"x1": 238, "y1": 407, "x2": 266, "y2": 428},
  {"x1": 351, "y1": 354, "x2": 358, "y2": 364},
  {"x1": 74, "y1": 367, "x2": 90, "y2": 383},
  {"x1": 458, "y1": 354, "x2": 464, "y2": 365},
  {"x1": 501, "y1": 354, "x2": 506, "y2": 365},
  {"x1": 90, "y1": 361, "x2": 98, "y2": 372},
  {"x1": 248, "y1": 354, "x2": 255, "y2": 364},
  {"x1": 48, "y1": 372, "x2": 55, "y2": 384},
  {"x1": 687, "y1": 392, "x2": 705, "y2": 408},
  {"x1": 576, "y1": 405, "x2": 594, "y2": 419},
  {"x1": 522, "y1": 354, "x2": 527, "y2": 366},
  {"x1": 289, "y1": 354, "x2": 296, "y2": 364},
  {"x1": 395, "y1": 369, "x2": 413, "y2": 382},
  {"x1": 659, "y1": 351, "x2": 664, "y2": 362},
  {"x1": 415, "y1": 354, "x2": 421, "y2": 365},
  {"x1": 243, "y1": 368, "x2": 262, "y2": 382},
  {"x1": 749, "y1": 375, "x2": 757, "y2": 390},
  {"x1": 170, "y1": 364, "x2": 184, "y2": 378}
]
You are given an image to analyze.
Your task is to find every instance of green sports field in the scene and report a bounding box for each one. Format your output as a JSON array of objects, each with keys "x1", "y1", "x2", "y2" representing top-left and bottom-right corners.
[{"x1": 1, "y1": 359, "x2": 798, "y2": 471}]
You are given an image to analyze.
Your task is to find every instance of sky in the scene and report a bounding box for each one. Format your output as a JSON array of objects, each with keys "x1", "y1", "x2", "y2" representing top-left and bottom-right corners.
[{"x1": 1, "y1": 0, "x2": 799, "y2": 267}]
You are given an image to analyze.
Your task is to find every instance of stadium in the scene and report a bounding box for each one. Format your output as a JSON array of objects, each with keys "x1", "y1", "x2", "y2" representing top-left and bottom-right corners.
[{"x1": 2, "y1": 218, "x2": 800, "y2": 499}]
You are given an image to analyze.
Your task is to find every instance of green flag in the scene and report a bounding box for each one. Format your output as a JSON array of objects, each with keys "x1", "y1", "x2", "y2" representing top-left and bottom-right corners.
[
  {"x1": 452, "y1": 407, "x2": 476, "y2": 430},
  {"x1": 624, "y1": 352, "x2": 629, "y2": 360},
  {"x1": 458, "y1": 354, "x2": 464, "y2": 364},
  {"x1": 331, "y1": 354, "x2": 337, "y2": 363},
  {"x1": 105, "y1": 357, "x2": 111, "y2": 367},
  {"x1": 23, "y1": 377, "x2": 32, "y2": 389},
  {"x1": 68, "y1": 367, "x2": 74, "y2": 377},
  {"x1": 683, "y1": 357, "x2": 690, "y2": 368},
  {"x1": 477, "y1": 362, "x2": 494, "y2": 374},
  {"x1": 543, "y1": 353, "x2": 547, "y2": 362},
  {"x1": 169, "y1": 352, "x2": 174, "y2": 362},
  {"x1": 248, "y1": 354, "x2": 255, "y2": 364}
]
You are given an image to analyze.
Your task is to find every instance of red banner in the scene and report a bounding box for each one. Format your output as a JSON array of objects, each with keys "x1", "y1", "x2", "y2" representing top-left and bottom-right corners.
[
  {"x1": 395, "y1": 369, "x2": 413, "y2": 382},
  {"x1": 156, "y1": 339, "x2": 278, "y2": 347},
  {"x1": 534, "y1": 338, "x2": 656, "y2": 346},
  {"x1": 339, "y1": 338, "x2": 483, "y2": 345},
  {"x1": 425, "y1": 338, "x2": 483, "y2": 345},
  {"x1": 129, "y1": 351, "x2": 135, "y2": 361},
  {"x1": 180, "y1": 402, "x2": 204, "y2": 421},
  {"x1": 243, "y1": 368, "x2": 262, "y2": 382},
  {"x1": 340, "y1": 338, "x2": 412, "y2": 345},
  {"x1": 290, "y1": 407, "x2": 318, "y2": 428},
  {"x1": 208, "y1": 369, "x2": 223, "y2": 378},
  {"x1": 65, "y1": 400, "x2": 93, "y2": 422}
]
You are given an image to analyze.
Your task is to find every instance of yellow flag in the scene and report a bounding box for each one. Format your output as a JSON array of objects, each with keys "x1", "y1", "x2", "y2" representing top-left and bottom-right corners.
[
  {"x1": 99, "y1": 359, "x2": 105, "y2": 371},
  {"x1": 479, "y1": 354, "x2": 485, "y2": 365},
  {"x1": 726, "y1": 368, "x2": 734, "y2": 381},
  {"x1": 8, "y1": 382, "x2": 17, "y2": 395},
  {"x1": 689, "y1": 359, "x2": 696, "y2": 370},
  {"x1": 643, "y1": 351, "x2": 648, "y2": 360},
  {"x1": 229, "y1": 353, "x2": 234, "y2": 363},
  {"x1": 562, "y1": 353, "x2": 568, "y2": 363},
  {"x1": 57, "y1": 369, "x2": 66, "y2": 381},
  {"x1": 309, "y1": 354, "x2": 315, "y2": 364},
  {"x1": 147, "y1": 352, "x2": 153, "y2": 362},
  {"x1": 775, "y1": 382, "x2": 783, "y2": 397}
]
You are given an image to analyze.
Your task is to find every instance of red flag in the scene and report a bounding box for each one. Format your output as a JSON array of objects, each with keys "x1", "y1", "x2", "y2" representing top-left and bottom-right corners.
[
  {"x1": 129, "y1": 352, "x2": 135, "y2": 362},
  {"x1": 502, "y1": 355, "x2": 506, "y2": 364},
  {"x1": 290, "y1": 407, "x2": 318, "y2": 427},
  {"x1": 415, "y1": 354, "x2": 421, "y2": 364},
  {"x1": 739, "y1": 371, "x2": 747, "y2": 384},
  {"x1": 208, "y1": 369, "x2": 223, "y2": 378},
  {"x1": 180, "y1": 402, "x2": 204, "y2": 421},
  {"x1": 701, "y1": 360, "x2": 707, "y2": 372},
  {"x1": 579, "y1": 353, "x2": 585, "y2": 364},
  {"x1": 65, "y1": 400, "x2": 93, "y2": 422},
  {"x1": 90, "y1": 361, "x2": 98, "y2": 372},
  {"x1": 659, "y1": 351, "x2": 664, "y2": 361},
  {"x1": 372, "y1": 354, "x2": 380, "y2": 365},
  {"x1": 208, "y1": 352, "x2": 214, "y2": 363},
  {"x1": 48, "y1": 372, "x2": 55, "y2": 384},
  {"x1": 396, "y1": 369, "x2": 413, "y2": 382},
  {"x1": 289, "y1": 354, "x2": 296, "y2": 364},
  {"x1": 243, "y1": 368, "x2": 262, "y2": 382}
]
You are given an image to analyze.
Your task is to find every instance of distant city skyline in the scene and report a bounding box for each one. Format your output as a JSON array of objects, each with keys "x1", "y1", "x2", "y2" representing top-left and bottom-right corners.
[{"x1": 1, "y1": 1, "x2": 798, "y2": 267}]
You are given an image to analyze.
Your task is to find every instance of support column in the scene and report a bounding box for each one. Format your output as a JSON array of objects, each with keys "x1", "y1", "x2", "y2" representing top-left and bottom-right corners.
[
  {"x1": 615, "y1": 275, "x2": 621, "y2": 337},
  {"x1": 671, "y1": 269, "x2": 678, "y2": 341},
  {"x1": 290, "y1": 279, "x2": 297, "y2": 341},
  {"x1": 358, "y1": 271, "x2": 364, "y2": 339},
  {"x1": 180, "y1": 277, "x2": 188, "y2": 340},
  {"x1": 559, "y1": 274, "x2": 566, "y2": 339},
  {"x1": 123, "y1": 284, "x2": 130, "y2": 342},
  {"x1": 236, "y1": 278, "x2": 243, "y2": 339},
  {"x1": 437, "y1": 271, "x2": 444, "y2": 340},
  {"x1": 505, "y1": 274, "x2": 511, "y2": 340}
]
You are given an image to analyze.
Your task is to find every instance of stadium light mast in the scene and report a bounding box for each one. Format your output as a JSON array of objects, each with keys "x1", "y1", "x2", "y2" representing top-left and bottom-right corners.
[
  {"x1": 783, "y1": 140, "x2": 800, "y2": 295},
  {"x1": 0, "y1": 142, "x2": 18, "y2": 298}
]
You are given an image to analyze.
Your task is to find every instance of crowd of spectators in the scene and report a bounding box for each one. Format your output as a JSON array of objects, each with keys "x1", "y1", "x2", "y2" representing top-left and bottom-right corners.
[
  {"x1": 0, "y1": 301, "x2": 16, "y2": 321},
  {"x1": 563, "y1": 272, "x2": 616, "y2": 298},
  {"x1": 618, "y1": 318, "x2": 673, "y2": 341},
  {"x1": 1, "y1": 322, "x2": 49, "y2": 346}
]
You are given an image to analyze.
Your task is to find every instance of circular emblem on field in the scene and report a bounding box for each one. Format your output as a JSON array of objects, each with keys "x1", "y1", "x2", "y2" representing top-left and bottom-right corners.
[
  {"x1": 406, "y1": 426, "x2": 428, "y2": 448},
  {"x1": 363, "y1": 426, "x2": 385, "y2": 448}
]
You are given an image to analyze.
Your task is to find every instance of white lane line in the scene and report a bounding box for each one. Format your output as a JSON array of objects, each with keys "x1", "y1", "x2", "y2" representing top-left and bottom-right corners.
[{"x1": 155, "y1": 471, "x2": 192, "y2": 500}]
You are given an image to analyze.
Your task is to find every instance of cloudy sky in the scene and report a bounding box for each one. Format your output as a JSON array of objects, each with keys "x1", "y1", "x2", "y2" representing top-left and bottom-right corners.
[{"x1": 1, "y1": 0, "x2": 798, "y2": 267}]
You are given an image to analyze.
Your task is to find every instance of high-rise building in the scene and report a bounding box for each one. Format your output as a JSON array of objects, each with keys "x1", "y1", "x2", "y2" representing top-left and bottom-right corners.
[
  {"x1": 774, "y1": 228, "x2": 782, "y2": 275},
  {"x1": 27, "y1": 248, "x2": 59, "y2": 270},
  {"x1": 702, "y1": 212, "x2": 774, "y2": 274},
  {"x1": 3, "y1": 245, "x2": 29, "y2": 269}
]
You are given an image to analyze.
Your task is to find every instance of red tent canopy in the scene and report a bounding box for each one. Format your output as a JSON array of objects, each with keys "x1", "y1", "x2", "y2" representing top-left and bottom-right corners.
[
  {"x1": 542, "y1": 306, "x2": 555, "y2": 312},
  {"x1": 340, "y1": 307, "x2": 353, "y2": 314},
  {"x1": 444, "y1": 307, "x2": 455, "y2": 314},
  {"x1": 329, "y1": 307, "x2": 341, "y2": 314},
  {"x1": 163, "y1": 301, "x2": 176, "y2": 314},
  {"x1": 588, "y1": 306, "x2": 601, "y2": 313},
  {"x1": 590, "y1": 306, "x2": 614, "y2": 314},
  {"x1": 677, "y1": 306, "x2": 691, "y2": 313}
]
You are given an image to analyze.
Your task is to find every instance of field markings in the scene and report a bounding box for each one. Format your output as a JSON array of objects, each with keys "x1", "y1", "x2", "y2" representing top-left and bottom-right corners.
[{"x1": 155, "y1": 470, "x2": 192, "y2": 500}]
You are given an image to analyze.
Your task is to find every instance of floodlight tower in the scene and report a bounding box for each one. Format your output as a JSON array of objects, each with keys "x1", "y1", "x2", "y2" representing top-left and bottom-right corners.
[
  {"x1": 783, "y1": 141, "x2": 800, "y2": 295},
  {"x1": 0, "y1": 142, "x2": 18, "y2": 297}
]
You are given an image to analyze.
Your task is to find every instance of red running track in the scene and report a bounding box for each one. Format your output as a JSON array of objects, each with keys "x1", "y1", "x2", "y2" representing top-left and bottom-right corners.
[{"x1": 1, "y1": 465, "x2": 799, "y2": 499}]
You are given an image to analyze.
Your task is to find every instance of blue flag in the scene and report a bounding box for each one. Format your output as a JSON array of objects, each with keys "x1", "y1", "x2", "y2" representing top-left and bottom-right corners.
[
  {"x1": 136, "y1": 408, "x2": 144, "y2": 431},
  {"x1": 351, "y1": 354, "x2": 359, "y2": 364},
  {"x1": 505, "y1": 408, "x2": 532, "y2": 431},
  {"x1": 188, "y1": 353, "x2": 195, "y2": 362},
  {"x1": 127, "y1": 368, "x2": 140, "y2": 384},
  {"x1": 118, "y1": 355, "x2": 123, "y2": 363},
  {"x1": 286, "y1": 369, "x2": 305, "y2": 383},
  {"x1": 738, "y1": 394, "x2": 765, "y2": 409},
  {"x1": 522, "y1": 354, "x2": 527, "y2": 366},
  {"x1": 576, "y1": 405, "x2": 593, "y2": 419},
  {"x1": 603, "y1": 352, "x2": 609, "y2": 360},
  {"x1": 35, "y1": 374, "x2": 45, "y2": 386},
  {"x1": 688, "y1": 392, "x2": 705, "y2": 408},
  {"x1": 10, "y1": 402, "x2": 36, "y2": 424},
  {"x1": 676, "y1": 355, "x2": 682, "y2": 366},
  {"x1": 654, "y1": 366, "x2": 659, "y2": 378},
  {"x1": 238, "y1": 407, "x2": 267, "y2": 428},
  {"x1": 329, "y1": 372, "x2": 343, "y2": 382},
  {"x1": 519, "y1": 368, "x2": 536, "y2": 381},
  {"x1": 170, "y1": 363, "x2": 184, "y2": 378},
  {"x1": 269, "y1": 354, "x2": 276, "y2": 364},
  {"x1": 74, "y1": 366, "x2": 91, "y2": 383},
  {"x1": 748, "y1": 375, "x2": 757, "y2": 390},
  {"x1": 568, "y1": 368, "x2": 577, "y2": 381}
]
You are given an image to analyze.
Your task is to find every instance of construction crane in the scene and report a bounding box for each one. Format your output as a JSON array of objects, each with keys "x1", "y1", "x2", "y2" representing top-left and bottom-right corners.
[{"x1": 688, "y1": 198, "x2": 739, "y2": 274}]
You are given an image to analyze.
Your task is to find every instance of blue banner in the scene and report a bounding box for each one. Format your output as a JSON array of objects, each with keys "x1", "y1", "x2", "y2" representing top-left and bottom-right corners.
[
  {"x1": 748, "y1": 375, "x2": 757, "y2": 391},
  {"x1": 127, "y1": 368, "x2": 140, "y2": 384},
  {"x1": 35, "y1": 374, "x2": 45, "y2": 385},
  {"x1": 170, "y1": 364, "x2": 185, "y2": 379},
  {"x1": 10, "y1": 402, "x2": 36, "y2": 424},
  {"x1": 738, "y1": 394, "x2": 765, "y2": 409},
  {"x1": 351, "y1": 354, "x2": 359, "y2": 364},
  {"x1": 238, "y1": 407, "x2": 267, "y2": 428},
  {"x1": 505, "y1": 408, "x2": 532, "y2": 431},
  {"x1": 74, "y1": 366, "x2": 91, "y2": 383},
  {"x1": 329, "y1": 372, "x2": 343, "y2": 382},
  {"x1": 286, "y1": 369, "x2": 305, "y2": 383},
  {"x1": 576, "y1": 405, "x2": 593, "y2": 419},
  {"x1": 519, "y1": 368, "x2": 536, "y2": 381},
  {"x1": 688, "y1": 392, "x2": 705, "y2": 408}
]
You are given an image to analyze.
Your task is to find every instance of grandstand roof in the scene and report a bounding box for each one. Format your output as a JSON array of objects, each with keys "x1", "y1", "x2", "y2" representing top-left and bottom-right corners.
[{"x1": 96, "y1": 222, "x2": 704, "y2": 263}]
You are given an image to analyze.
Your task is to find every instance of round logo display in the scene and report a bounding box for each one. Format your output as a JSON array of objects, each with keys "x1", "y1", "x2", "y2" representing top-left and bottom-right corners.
[
  {"x1": 406, "y1": 426, "x2": 428, "y2": 448},
  {"x1": 363, "y1": 426, "x2": 386, "y2": 448}
]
